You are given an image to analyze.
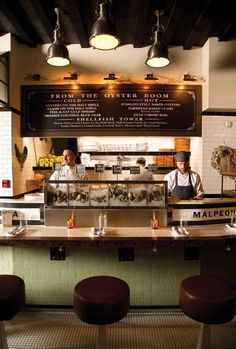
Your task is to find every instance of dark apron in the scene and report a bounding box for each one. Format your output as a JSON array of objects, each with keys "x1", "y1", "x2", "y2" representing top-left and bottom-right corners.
[{"x1": 171, "y1": 170, "x2": 195, "y2": 200}]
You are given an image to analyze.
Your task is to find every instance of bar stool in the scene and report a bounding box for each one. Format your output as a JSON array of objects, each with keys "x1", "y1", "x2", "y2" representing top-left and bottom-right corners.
[
  {"x1": 0, "y1": 274, "x2": 25, "y2": 349},
  {"x1": 179, "y1": 275, "x2": 236, "y2": 349},
  {"x1": 74, "y1": 275, "x2": 130, "y2": 349}
]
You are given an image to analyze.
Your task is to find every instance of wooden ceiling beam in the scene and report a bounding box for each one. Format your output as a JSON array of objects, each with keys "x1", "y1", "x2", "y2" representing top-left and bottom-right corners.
[
  {"x1": 19, "y1": 0, "x2": 53, "y2": 43},
  {"x1": 183, "y1": 0, "x2": 211, "y2": 50},
  {"x1": 0, "y1": 2, "x2": 34, "y2": 45},
  {"x1": 133, "y1": 0, "x2": 150, "y2": 48},
  {"x1": 164, "y1": 0, "x2": 184, "y2": 45},
  {"x1": 62, "y1": 0, "x2": 90, "y2": 48},
  {"x1": 218, "y1": 20, "x2": 234, "y2": 41}
]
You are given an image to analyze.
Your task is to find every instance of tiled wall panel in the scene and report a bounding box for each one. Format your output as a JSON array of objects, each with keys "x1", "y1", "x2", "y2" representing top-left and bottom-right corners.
[
  {"x1": 202, "y1": 115, "x2": 236, "y2": 194},
  {"x1": 0, "y1": 246, "x2": 13, "y2": 274},
  {"x1": 12, "y1": 246, "x2": 199, "y2": 306},
  {"x1": 0, "y1": 111, "x2": 13, "y2": 196}
]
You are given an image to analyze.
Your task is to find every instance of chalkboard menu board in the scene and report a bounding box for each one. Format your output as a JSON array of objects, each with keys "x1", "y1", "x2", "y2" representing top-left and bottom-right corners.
[{"x1": 21, "y1": 84, "x2": 202, "y2": 137}]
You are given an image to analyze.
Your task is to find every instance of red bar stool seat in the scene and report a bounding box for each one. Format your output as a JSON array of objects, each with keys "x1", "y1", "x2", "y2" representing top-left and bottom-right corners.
[
  {"x1": 74, "y1": 275, "x2": 130, "y2": 349},
  {"x1": 0, "y1": 275, "x2": 25, "y2": 349},
  {"x1": 179, "y1": 275, "x2": 236, "y2": 349}
]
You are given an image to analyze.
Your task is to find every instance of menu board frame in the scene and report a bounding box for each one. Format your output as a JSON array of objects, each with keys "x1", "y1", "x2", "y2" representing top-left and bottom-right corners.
[{"x1": 21, "y1": 84, "x2": 202, "y2": 137}]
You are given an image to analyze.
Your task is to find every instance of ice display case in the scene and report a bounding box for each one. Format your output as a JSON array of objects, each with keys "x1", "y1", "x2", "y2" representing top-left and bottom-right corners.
[{"x1": 44, "y1": 180, "x2": 167, "y2": 209}]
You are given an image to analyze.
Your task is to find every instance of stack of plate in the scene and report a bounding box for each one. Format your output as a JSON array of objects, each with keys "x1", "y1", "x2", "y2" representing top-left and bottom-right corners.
[
  {"x1": 136, "y1": 142, "x2": 148, "y2": 151},
  {"x1": 80, "y1": 140, "x2": 99, "y2": 152},
  {"x1": 24, "y1": 193, "x2": 44, "y2": 201}
]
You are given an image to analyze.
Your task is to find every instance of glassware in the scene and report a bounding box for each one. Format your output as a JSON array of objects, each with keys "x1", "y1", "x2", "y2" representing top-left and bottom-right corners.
[
  {"x1": 179, "y1": 212, "x2": 189, "y2": 235},
  {"x1": 180, "y1": 212, "x2": 188, "y2": 229},
  {"x1": 230, "y1": 211, "x2": 236, "y2": 227},
  {"x1": 1, "y1": 210, "x2": 13, "y2": 227},
  {"x1": 151, "y1": 210, "x2": 159, "y2": 229}
]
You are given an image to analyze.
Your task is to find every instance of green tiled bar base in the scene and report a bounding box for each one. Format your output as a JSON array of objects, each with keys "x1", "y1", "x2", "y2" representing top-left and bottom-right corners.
[{"x1": 0, "y1": 246, "x2": 199, "y2": 306}]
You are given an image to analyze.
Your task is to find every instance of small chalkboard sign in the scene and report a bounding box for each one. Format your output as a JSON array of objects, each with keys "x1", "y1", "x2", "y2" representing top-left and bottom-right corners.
[
  {"x1": 148, "y1": 164, "x2": 159, "y2": 174},
  {"x1": 95, "y1": 164, "x2": 105, "y2": 173},
  {"x1": 112, "y1": 165, "x2": 122, "y2": 174},
  {"x1": 77, "y1": 165, "x2": 86, "y2": 174},
  {"x1": 130, "y1": 166, "x2": 140, "y2": 175},
  {"x1": 53, "y1": 162, "x2": 62, "y2": 171}
]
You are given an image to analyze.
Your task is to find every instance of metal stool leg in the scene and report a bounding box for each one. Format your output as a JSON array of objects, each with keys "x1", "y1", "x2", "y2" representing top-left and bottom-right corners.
[
  {"x1": 0, "y1": 322, "x2": 9, "y2": 349},
  {"x1": 97, "y1": 325, "x2": 108, "y2": 349},
  {"x1": 196, "y1": 323, "x2": 211, "y2": 349}
]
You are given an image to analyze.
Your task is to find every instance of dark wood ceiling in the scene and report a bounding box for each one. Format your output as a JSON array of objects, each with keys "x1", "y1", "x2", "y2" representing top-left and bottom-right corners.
[{"x1": 0, "y1": 0, "x2": 236, "y2": 50}]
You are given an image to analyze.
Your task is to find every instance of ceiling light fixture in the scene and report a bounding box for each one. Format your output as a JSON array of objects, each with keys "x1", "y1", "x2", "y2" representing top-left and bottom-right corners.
[
  {"x1": 89, "y1": 1, "x2": 120, "y2": 50},
  {"x1": 46, "y1": 7, "x2": 70, "y2": 66},
  {"x1": 145, "y1": 10, "x2": 170, "y2": 68}
]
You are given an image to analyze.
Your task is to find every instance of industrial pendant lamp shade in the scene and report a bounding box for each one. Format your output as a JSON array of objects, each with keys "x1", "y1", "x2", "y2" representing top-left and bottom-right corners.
[
  {"x1": 46, "y1": 8, "x2": 70, "y2": 66},
  {"x1": 145, "y1": 10, "x2": 170, "y2": 68},
  {"x1": 46, "y1": 41, "x2": 70, "y2": 66},
  {"x1": 89, "y1": 2, "x2": 120, "y2": 50}
]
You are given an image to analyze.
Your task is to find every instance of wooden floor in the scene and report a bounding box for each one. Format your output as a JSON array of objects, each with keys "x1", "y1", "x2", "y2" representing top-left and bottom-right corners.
[{"x1": 5, "y1": 309, "x2": 236, "y2": 348}]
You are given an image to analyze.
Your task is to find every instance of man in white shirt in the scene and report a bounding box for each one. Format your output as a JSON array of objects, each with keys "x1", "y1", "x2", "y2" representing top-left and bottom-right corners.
[
  {"x1": 126, "y1": 157, "x2": 154, "y2": 181},
  {"x1": 164, "y1": 151, "x2": 204, "y2": 200},
  {"x1": 50, "y1": 147, "x2": 88, "y2": 181}
]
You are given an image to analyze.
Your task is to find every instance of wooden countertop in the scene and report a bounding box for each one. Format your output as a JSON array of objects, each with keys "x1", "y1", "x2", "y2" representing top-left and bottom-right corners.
[
  {"x1": 168, "y1": 197, "x2": 236, "y2": 206},
  {"x1": 0, "y1": 224, "x2": 236, "y2": 247}
]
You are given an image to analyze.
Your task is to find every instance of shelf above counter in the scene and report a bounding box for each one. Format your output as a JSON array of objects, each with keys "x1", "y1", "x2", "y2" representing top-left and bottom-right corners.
[
  {"x1": 80, "y1": 151, "x2": 190, "y2": 156},
  {"x1": 33, "y1": 166, "x2": 53, "y2": 171},
  {"x1": 33, "y1": 166, "x2": 175, "y2": 173}
]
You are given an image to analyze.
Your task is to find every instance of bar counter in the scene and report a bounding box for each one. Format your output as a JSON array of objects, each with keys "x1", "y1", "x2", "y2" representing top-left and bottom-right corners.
[
  {"x1": 0, "y1": 224, "x2": 236, "y2": 247},
  {"x1": 0, "y1": 195, "x2": 236, "y2": 307}
]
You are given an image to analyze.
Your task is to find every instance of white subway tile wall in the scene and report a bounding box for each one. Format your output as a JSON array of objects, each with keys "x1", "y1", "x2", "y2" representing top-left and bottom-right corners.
[
  {"x1": 12, "y1": 115, "x2": 36, "y2": 195},
  {"x1": 0, "y1": 111, "x2": 13, "y2": 196},
  {"x1": 78, "y1": 135, "x2": 203, "y2": 182},
  {"x1": 1, "y1": 113, "x2": 235, "y2": 197},
  {"x1": 0, "y1": 112, "x2": 53, "y2": 197},
  {"x1": 202, "y1": 115, "x2": 236, "y2": 194}
]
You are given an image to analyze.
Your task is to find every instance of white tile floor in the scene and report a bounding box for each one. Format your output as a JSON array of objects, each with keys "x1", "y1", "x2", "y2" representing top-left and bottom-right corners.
[{"x1": 5, "y1": 309, "x2": 236, "y2": 349}]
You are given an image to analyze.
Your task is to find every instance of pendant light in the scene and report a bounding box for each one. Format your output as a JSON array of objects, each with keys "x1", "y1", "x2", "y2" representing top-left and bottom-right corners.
[
  {"x1": 146, "y1": 10, "x2": 170, "y2": 68},
  {"x1": 89, "y1": 1, "x2": 120, "y2": 50},
  {"x1": 46, "y1": 8, "x2": 70, "y2": 66}
]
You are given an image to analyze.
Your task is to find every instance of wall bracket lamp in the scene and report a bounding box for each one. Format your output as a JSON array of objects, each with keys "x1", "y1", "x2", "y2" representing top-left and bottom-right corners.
[
  {"x1": 64, "y1": 73, "x2": 78, "y2": 80},
  {"x1": 89, "y1": 1, "x2": 120, "y2": 50},
  {"x1": 145, "y1": 10, "x2": 170, "y2": 68},
  {"x1": 104, "y1": 73, "x2": 117, "y2": 80},
  {"x1": 46, "y1": 7, "x2": 70, "y2": 66},
  {"x1": 183, "y1": 72, "x2": 197, "y2": 81},
  {"x1": 144, "y1": 73, "x2": 158, "y2": 80}
]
